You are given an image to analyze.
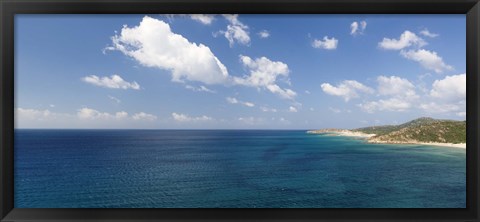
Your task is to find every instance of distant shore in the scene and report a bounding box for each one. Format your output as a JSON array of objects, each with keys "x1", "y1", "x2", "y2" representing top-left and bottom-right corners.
[{"x1": 307, "y1": 129, "x2": 466, "y2": 149}]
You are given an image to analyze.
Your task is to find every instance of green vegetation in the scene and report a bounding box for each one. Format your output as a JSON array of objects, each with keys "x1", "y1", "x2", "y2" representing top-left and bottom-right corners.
[{"x1": 354, "y1": 117, "x2": 466, "y2": 144}]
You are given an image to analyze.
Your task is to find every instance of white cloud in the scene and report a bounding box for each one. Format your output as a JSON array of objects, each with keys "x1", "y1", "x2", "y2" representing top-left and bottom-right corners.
[
  {"x1": 190, "y1": 14, "x2": 214, "y2": 25},
  {"x1": 226, "y1": 97, "x2": 255, "y2": 107},
  {"x1": 420, "y1": 29, "x2": 439, "y2": 38},
  {"x1": 350, "y1": 21, "x2": 367, "y2": 35},
  {"x1": 430, "y1": 74, "x2": 466, "y2": 101},
  {"x1": 185, "y1": 85, "x2": 216, "y2": 93},
  {"x1": 132, "y1": 112, "x2": 158, "y2": 121},
  {"x1": 77, "y1": 108, "x2": 128, "y2": 120},
  {"x1": 218, "y1": 14, "x2": 250, "y2": 47},
  {"x1": 234, "y1": 55, "x2": 297, "y2": 100},
  {"x1": 16, "y1": 108, "x2": 57, "y2": 121},
  {"x1": 305, "y1": 90, "x2": 311, "y2": 94},
  {"x1": 16, "y1": 107, "x2": 158, "y2": 128},
  {"x1": 108, "y1": 16, "x2": 229, "y2": 85},
  {"x1": 456, "y1": 112, "x2": 466, "y2": 117},
  {"x1": 376, "y1": 75, "x2": 417, "y2": 98},
  {"x1": 49, "y1": 104, "x2": 55, "y2": 108},
  {"x1": 321, "y1": 80, "x2": 374, "y2": 101},
  {"x1": 288, "y1": 106, "x2": 298, "y2": 112},
  {"x1": 312, "y1": 36, "x2": 338, "y2": 50},
  {"x1": 400, "y1": 49, "x2": 453, "y2": 73},
  {"x1": 358, "y1": 76, "x2": 418, "y2": 113},
  {"x1": 378, "y1": 30, "x2": 426, "y2": 50},
  {"x1": 172, "y1": 112, "x2": 213, "y2": 122},
  {"x1": 108, "y1": 95, "x2": 121, "y2": 104},
  {"x1": 16, "y1": 108, "x2": 75, "y2": 128},
  {"x1": 420, "y1": 102, "x2": 461, "y2": 113},
  {"x1": 258, "y1": 30, "x2": 270, "y2": 38},
  {"x1": 82, "y1": 75, "x2": 140, "y2": 90},
  {"x1": 358, "y1": 98, "x2": 412, "y2": 113}
]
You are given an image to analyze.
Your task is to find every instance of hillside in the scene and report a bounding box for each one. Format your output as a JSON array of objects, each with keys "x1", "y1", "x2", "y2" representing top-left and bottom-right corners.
[{"x1": 355, "y1": 117, "x2": 466, "y2": 144}]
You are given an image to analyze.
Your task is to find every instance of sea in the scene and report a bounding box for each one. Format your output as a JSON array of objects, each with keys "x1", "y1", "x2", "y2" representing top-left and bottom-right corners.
[{"x1": 14, "y1": 129, "x2": 466, "y2": 208}]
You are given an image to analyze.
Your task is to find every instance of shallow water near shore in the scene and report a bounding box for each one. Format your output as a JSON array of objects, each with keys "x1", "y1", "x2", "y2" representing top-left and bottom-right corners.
[{"x1": 14, "y1": 129, "x2": 466, "y2": 208}]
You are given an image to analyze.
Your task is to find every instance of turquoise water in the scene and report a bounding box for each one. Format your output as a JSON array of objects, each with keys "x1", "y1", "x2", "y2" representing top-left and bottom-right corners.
[{"x1": 14, "y1": 130, "x2": 466, "y2": 208}]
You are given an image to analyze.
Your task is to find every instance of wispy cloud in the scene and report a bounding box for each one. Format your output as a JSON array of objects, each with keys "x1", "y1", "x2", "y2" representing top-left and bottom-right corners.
[
  {"x1": 82, "y1": 75, "x2": 140, "y2": 90},
  {"x1": 258, "y1": 30, "x2": 270, "y2": 38},
  {"x1": 185, "y1": 85, "x2": 216, "y2": 93},
  {"x1": 189, "y1": 14, "x2": 215, "y2": 25},
  {"x1": 419, "y1": 29, "x2": 439, "y2": 38},
  {"x1": 226, "y1": 97, "x2": 255, "y2": 107},
  {"x1": 172, "y1": 112, "x2": 213, "y2": 122},
  {"x1": 350, "y1": 21, "x2": 367, "y2": 35}
]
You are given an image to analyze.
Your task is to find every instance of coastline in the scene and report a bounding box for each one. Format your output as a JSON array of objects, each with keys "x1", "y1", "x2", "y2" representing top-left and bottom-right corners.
[
  {"x1": 307, "y1": 130, "x2": 466, "y2": 149},
  {"x1": 368, "y1": 140, "x2": 466, "y2": 149}
]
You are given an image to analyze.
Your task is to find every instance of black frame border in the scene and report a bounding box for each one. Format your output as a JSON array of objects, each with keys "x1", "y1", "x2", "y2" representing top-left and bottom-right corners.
[{"x1": 1, "y1": 0, "x2": 479, "y2": 221}]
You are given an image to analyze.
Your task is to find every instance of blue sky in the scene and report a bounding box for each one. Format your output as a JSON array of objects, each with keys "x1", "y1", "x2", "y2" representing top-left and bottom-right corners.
[{"x1": 15, "y1": 14, "x2": 466, "y2": 129}]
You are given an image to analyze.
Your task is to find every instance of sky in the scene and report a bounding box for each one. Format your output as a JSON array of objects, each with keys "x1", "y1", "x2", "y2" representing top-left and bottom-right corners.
[{"x1": 15, "y1": 14, "x2": 466, "y2": 129}]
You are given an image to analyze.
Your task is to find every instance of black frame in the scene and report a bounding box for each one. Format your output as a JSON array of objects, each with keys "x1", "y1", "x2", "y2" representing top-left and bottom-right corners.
[{"x1": 1, "y1": 0, "x2": 479, "y2": 221}]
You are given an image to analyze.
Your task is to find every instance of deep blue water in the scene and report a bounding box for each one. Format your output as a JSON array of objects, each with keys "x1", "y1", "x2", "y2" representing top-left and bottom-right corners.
[{"x1": 14, "y1": 129, "x2": 466, "y2": 208}]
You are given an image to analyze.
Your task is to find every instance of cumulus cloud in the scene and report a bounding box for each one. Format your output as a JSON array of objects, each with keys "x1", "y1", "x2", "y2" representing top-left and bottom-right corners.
[
  {"x1": 420, "y1": 29, "x2": 439, "y2": 38},
  {"x1": 226, "y1": 97, "x2": 255, "y2": 107},
  {"x1": 82, "y1": 75, "x2": 140, "y2": 90},
  {"x1": 376, "y1": 75, "x2": 417, "y2": 98},
  {"x1": 108, "y1": 16, "x2": 229, "y2": 85},
  {"x1": 350, "y1": 21, "x2": 367, "y2": 35},
  {"x1": 189, "y1": 14, "x2": 215, "y2": 25},
  {"x1": 132, "y1": 112, "x2": 158, "y2": 121},
  {"x1": 312, "y1": 36, "x2": 338, "y2": 50},
  {"x1": 234, "y1": 55, "x2": 297, "y2": 100},
  {"x1": 358, "y1": 98, "x2": 412, "y2": 113},
  {"x1": 400, "y1": 49, "x2": 453, "y2": 73},
  {"x1": 358, "y1": 76, "x2": 418, "y2": 113},
  {"x1": 321, "y1": 80, "x2": 374, "y2": 101},
  {"x1": 378, "y1": 30, "x2": 426, "y2": 50},
  {"x1": 288, "y1": 106, "x2": 298, "y2": 112},
  {"x1": 258, "y1": 30, "x2": 270, "y2": 38},
  {"x1": 430, "y1": 74, "x2": 466, "y2": 101},
  {"x1": 185, "y1": 85, "x2": 216, "y2": 93},
  {"x1": 217, "y1": 14, "x2": 250, "y2": 47},
  {"x1": 172, "y1": 112, "x2": 213, "y2": 122}
]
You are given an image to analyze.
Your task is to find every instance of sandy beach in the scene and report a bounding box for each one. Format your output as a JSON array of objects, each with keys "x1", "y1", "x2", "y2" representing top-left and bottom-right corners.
[
  {"x1": 333, "y1": 131, "x2": 376, "y2": 138},
  {"x1": 416, "y1": 142, "x2": 466, "y2": 149},
  {"x1": 366, "y1": 140, "x2": 466, "y2": 149}
]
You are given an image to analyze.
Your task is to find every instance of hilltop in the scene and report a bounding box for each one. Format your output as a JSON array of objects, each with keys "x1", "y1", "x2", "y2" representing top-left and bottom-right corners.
[{"x1": 355, "y1": 117, "x2": 466, "y2": 144}]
